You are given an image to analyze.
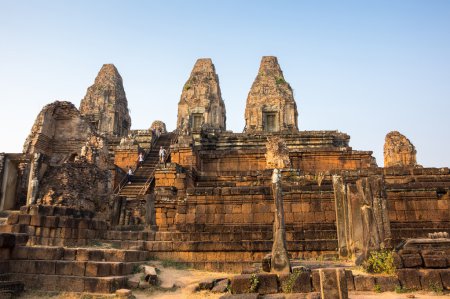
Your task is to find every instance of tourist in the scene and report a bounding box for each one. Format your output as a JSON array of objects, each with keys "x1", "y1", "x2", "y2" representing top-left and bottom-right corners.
[
  {"x1": 159, "y1": 146, "x2": 166, "y2": 164},
  {"x1": 127, "y1": 166, "x2": 133, "y2": 184},
  {"x1": 138, "y1": 152, "x2": 144, "y2": 167}
]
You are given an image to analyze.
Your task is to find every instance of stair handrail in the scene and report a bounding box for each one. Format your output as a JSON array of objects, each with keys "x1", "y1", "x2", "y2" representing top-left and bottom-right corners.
[
  {"x1": 136, "y1": 131, "x2": 178, "y2": 198},
  {"x1": 113, "y1": 133, "x2": 160, "y2": 195}
]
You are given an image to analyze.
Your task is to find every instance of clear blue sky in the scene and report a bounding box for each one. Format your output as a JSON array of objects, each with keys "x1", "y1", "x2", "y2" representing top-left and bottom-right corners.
[{"x1": 1, "y1": 1, "x2": 449, "y2": 167}]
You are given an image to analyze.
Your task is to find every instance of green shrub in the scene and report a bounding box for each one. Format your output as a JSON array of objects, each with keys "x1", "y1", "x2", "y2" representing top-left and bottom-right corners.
[{"x1": 362, "y1": 250, "x2": 396, "y2": 275}]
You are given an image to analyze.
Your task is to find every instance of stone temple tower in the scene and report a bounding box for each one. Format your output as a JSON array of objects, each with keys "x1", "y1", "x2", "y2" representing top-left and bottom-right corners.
[
  {"x1": 244, "y1": 56, "x2": 298, "y2": 133},
  {"x1": 80, "y1": 64, "x2": 131, "y2": 137},
  {"x1": 177, "y1": 58, "x2": 226, "y2": 133}
]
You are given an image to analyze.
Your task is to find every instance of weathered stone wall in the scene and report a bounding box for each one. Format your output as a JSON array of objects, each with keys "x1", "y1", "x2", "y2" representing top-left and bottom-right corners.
[
  {"x1": 244, "y1": 56, "x2": 298, "y2": 133},
  {"x1": 177, "y1": 58, "x2": 226, "y2": 133},
  {"x1": 80, "y1": 64, "x2": 131, "y2": 137}
]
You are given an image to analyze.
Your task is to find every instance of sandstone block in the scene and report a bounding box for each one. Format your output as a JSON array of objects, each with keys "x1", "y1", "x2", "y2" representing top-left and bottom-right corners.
[
  {"x1": 422, "y1": 250, "x2": 448, "y2": 268},
  {"x1": 319, "y1": 268, "x2": 348, "y2": 299},
  {"x1": 420, "y1": 269, "x2": 443, "y2": 291},
  {"x1": 398, "y1": 269, "x2": 421, "y2": 290},
  {"x1": 375, "y1": 276, "x2": 399, "y2": 292},
  {"x1": 401, "y1": 253, "x2": 423, "y2": 268},
  {"x1": 354, "y1": 275, "x2": 375, "y2": 291},
  {"x1": 344, "y1": 270, "x2": 354, "y2": 291},
  {"x1": 85, "y1": 262, "x2": 111, "y2": 277},
  {"x1": 35, "y1": 260, "x2": 55, "y2": 275},
  {"x1": 6, "y1": 214, "x2": 19, "y2": 225},
  {"x1": 311, "y1": 270, "x2": 320, "y2": 292},
  {"x1": 440, "y1": 269, "x2": 450, "y2": 290},
  {"x1": 18, "y1": 214, "x2": 31, "y2": 225},
  {"x1": 212, "y1": 278, "x2": 229, "y2": 293},
  {"x1": 72, "y1": 261, "x2": 86, "y2": 276},
  {"x1": 55, "y1": 261, "x2": 73, "y2": 275},
  {"x1": 257, "y1": 273, "x2": 278, "y2": 294},
  {"x1": 230, "y1": 274, "x2": 254, "y2": 294},
  {"x1": 59, "y1": 276, "x2": 85, "y2": 292}
]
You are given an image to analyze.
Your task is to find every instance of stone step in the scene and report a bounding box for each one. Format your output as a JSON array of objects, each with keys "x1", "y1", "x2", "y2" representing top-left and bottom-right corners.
[
  {"x1": 9, "y1": 259, "x2": 143, "y2": 277},
  {"x1": 0, "y1": 280, "x2": 24, "y2": 296},
  {"x1": 11, "y1": 246, "x2": 149, "y2": 262},
  {"x1": 8, "y1": 273, "x2": 127, "y2": 293}
]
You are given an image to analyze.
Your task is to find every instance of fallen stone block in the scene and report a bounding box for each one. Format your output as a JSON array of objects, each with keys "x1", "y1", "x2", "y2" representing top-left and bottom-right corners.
[
  {"x1": 143, "y1": 265, "x2": 158, "y2": 285},
  {"x1": 212, "y1": 278, "x2": 229, "y2": 293}
]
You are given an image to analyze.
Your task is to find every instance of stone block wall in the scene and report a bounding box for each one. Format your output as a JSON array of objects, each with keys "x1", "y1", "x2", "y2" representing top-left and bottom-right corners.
[{"x1": 1, "y1": 205, "x2": 108, "y2": 247}]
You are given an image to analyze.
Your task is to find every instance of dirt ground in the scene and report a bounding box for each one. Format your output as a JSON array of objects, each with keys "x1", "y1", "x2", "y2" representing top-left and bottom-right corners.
[{"x1": 17, "y1": 262, "x2": 450, "y2": 298}]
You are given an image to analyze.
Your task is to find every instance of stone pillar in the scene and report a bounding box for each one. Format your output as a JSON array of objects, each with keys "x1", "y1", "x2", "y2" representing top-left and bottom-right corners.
[
  {"x1": 332, "y1": 174, "x2": 391, "y2": 263},
  {"x1": 270, "y1": 169, "x2": 291, "y2": 274}
]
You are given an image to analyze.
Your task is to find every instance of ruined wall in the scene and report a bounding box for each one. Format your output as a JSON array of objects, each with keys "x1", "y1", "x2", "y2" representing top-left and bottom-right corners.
[
  {"x1": 23, "y1": 101, "x2": 93, "y2": 164},
  {"x1": 244, "y1": 56, "x2": 298, "y2": 133},
  {"x1": 384, "y1": 131, "x2": 417, "y2": 168},
  {"x1": 176, "y1": 59, "x2": 226, "y2": 133},
  {"x1": 80, "y1": 64, "x2": 131, "y2": 137},
  {"x1": 384, "y1": 167, "x2": 450, "y2": 243},
  {"x1": 23, "y1": 101, "x2": 113, "y2": 210}
]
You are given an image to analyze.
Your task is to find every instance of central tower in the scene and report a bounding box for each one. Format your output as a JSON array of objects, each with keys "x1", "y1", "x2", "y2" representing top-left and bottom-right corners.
[
  {"x1": 177, "y1": 58, "x2": 226, "y2": 133},
  {"x1": 244, "y1": 56, "x2": 298, "y2": 133}
]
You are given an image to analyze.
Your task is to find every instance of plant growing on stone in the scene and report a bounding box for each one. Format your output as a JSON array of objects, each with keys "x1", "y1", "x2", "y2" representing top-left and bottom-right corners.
[
  {"x1": 374, "y1": 284, "x2": 382, "y2": 293},
  {"x1": 249, "y1": 274, "x2": 259, "y2": 293},
  {"x1": 429, "y1": 282, "x2": 444, "y2": 294},
  {"x1": 275, "y1": 77, "x2": 286, "y2": 85},
  {"x1": 184, "y1": 83, "x2": 191, "y2": 90},
  {"x1": 281, "y1": 269, "x2": 302, "y2": 293},
  {"x1": 362, "y1": 250, "x2": 396, "y2": 275}
]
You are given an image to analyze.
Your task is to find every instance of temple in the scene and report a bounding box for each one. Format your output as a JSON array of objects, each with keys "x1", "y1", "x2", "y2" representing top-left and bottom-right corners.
[{"x1": 0, "y1": 57, "x2": 449, "y2": 296}]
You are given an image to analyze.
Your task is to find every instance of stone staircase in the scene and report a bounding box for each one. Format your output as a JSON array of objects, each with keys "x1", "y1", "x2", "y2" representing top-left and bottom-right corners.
[
  {"x1": 7, "y1": 246, "x2": 149, "y2": 293},
  {"x1": 118, "y1": 133, "x2": 174, "y2": 199}
]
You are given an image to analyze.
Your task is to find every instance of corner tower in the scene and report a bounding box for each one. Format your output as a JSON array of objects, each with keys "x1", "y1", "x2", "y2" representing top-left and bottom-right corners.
[
  {"x1": 80, "y1": 64, "x2": 131, "y2": 137},
  {"x1": 177, "y1": 58, "x2": 226, "y2": 133},
  {"x1": 244, "y1": 56, "x2": 298, "y2": 133}
]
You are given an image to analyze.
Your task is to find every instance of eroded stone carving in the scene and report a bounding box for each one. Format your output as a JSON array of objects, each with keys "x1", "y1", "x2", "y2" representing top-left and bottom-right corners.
[
  {"x1": 177, "y1": 58, "x2": 226, "y2": 133},
  {"x1": 384, "y1": 131, "x2": 417, "y2": 168},
  {"x1": 80, "y1": 64, "x2": 131, "y2": 137},
  {"x1": 244, "y1": 56, "x2": 298, "y2": 133},
  {"x1": 265, "y1": 136, "x2": 291, "y2": 169}
]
